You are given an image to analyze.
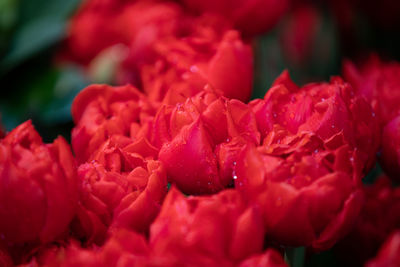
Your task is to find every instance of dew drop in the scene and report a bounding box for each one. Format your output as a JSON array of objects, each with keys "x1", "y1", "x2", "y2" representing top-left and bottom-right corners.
[{"x1": 190, "y1": 65, "x2": 199, "y2": 73}]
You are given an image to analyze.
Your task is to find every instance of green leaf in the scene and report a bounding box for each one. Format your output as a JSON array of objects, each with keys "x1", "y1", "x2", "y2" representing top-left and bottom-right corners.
[
  {"x1": 19, "y1": 0, "x2": 80, "y2": 23},
  {"x1": 0, "y1": 0, "x2": 18, "y2": 32},
  {"x1": 285, "y1": 247, "x2": 305, "y2": 267},
  {"x1": 0, "y1": 17, "x2": 65, "y2": 72},
  {"x1": 39, "y1": 65, "x2": 89, "y2": 124},
  {"x1": 252, "y1": 32, "x2": 286, "y2": 100}
]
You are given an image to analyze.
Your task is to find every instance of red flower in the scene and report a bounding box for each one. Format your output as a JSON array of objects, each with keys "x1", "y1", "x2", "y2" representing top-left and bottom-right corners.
[
  {"x1": 179, "y1": 0, "x2": 289, "y2": 36},
  {"x1": 71, "y1": 84, "x2": 155, "y2": 163},
  {"x1": 72, "y1": 137, "x2": 167, "y2": 244},
  {"x1": 334, "y1": 176, "x2": 400, "y2": 266},
  {"x1": 63, "y1": 1, "x2": 253, "y2": 103},
  {"x1": 343, "y1": 56, "x2": 400, "y2": 125},
  {"x1": 23, "y1": 188, "x2": 283, "y2": 267},
  {"x1": 62, "y1": 0, "x2": 183, "y2": 67},
  {"x1": 64, "y1": 1, "x2": 254, "y2": 103},
  {"x1": 0, "y1": 121, "x2": 78, "y2": 245},
  {"x1": 343, "y1": 57, "x2": 400, "y2": 180},
  {"x1": 235, "y1": 144, "x2": 364, "y2": 251},
  {"x1": 149, "y1": 187, "x2": 265, "y2": 266},
  {"x1": 234, "y1": 71, "x2": 379, "y2": 250},
  {"x1": 111, "y1": 1, "x2": 184, "y2": 85},
  {"x1": 154, "y1": 89, "x2": 259, "y2": 194},
  {"x1": 366, "y1": 231, "x2": 400, "y2": 267},
  {"x1": 61, "y1": 0, "x2": 122, "y2": 65},
  {"x1": 251, "y1": 70, "x2": 379, "y2": 175},
  {"x1": 140, "y1": 16, "x2": 253, "y2": 103},
  {"x1": 20, "y1": 229, "x2": 149, "y2": 267}
]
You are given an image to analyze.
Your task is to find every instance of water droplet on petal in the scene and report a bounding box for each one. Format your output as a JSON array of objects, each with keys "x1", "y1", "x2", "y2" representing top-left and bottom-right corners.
[{"x1": 190, "y1": 65, "x2": 199, "y2": 73}]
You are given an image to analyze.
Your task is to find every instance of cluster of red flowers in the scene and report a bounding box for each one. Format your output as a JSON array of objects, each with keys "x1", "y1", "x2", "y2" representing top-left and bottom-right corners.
[
  {"x1": 1, "y1": 0, "x2": 400, "y2": 266},
  {"x1": 60, "y1": 0, "x2": 263, "y2": 103}
]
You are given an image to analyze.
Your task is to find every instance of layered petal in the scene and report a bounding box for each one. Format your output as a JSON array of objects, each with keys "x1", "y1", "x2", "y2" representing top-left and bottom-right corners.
[{"x1": 0, "y1": 121, "x2": 78, "y2": 245}]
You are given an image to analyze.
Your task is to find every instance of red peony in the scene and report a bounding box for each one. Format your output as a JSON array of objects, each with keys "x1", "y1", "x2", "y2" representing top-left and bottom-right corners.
[
  {"x1": 72, "y1": 137, "x2": 167, "y2": 244},
  {"x1": 235, "y1": 143, "x2": 364, "y2": 251},
  {"x1": 366, "y1": 230, "x2": 400, "y2": 267},
  {"x1": 179, "y1": 0, "x2": 289, "y2": 36},
  {"x1": 251, "y1": 70, "x2": 379, "y2": 175},
  {"x1": 234, "y1": 71, "x2": 379, "y2": 250},
  {"x1": 71, "y1": 84, "x2": 156, "y2": 163},
  {"x1": 343, "y1": 56, "x2": 400, "y2": 180},
  {"x1": 140, "y1": 15, "x2": 253, "y2": 103},
  {"x1": 153, "y1": 89, "x2": 259, "y2": 194},
  {"x1": 109, "y1": 1, "x2": 185, "y2": 85},
  {"x1": 63, "y1": 0, "x2": 183, "y2": 67},
  {"x1": 19, "y1": 225, "x2": 286, "y2": 267},
  {"x1": 0, "y1": 121, "x2": 78, "y2": 245},
  {"x1": 148, "y1": 186, "x2": 266, "y2": 266},
  {"x1": 19, "y1": 229, "x2": 149, "y2": 267},
  {"x1": 63, "y1": 1, "x2": 253, "y2": 103},
  {"x1": 62, "y1": 0, "x2": 122, "y2": 65}
]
